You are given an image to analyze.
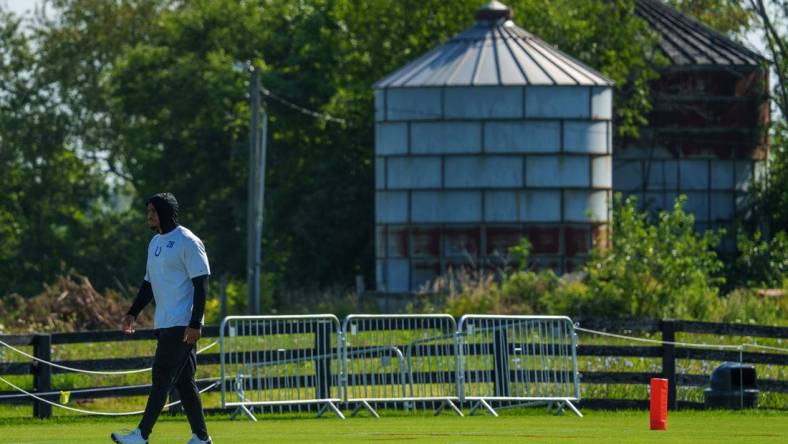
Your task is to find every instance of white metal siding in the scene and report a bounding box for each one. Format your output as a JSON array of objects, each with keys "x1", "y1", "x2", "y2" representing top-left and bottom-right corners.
[
  {"x1": 526, "y1": 156, "x2": 590, "y2": 188},
  {"x1": 375, "y1": 123, "x2": 408, "y2": 155},
  {"x1": 385, "y1": 88, "x2": 442, "y2": 120},
  {"x1": 411, "y1": 191, "x2": 482, "y2": 223},
  {"x1": 410, "y1": 122, "x2": 482, "y2": 154},
  {"x1": 484, "y1": 121, "x2": 561, "y2": 153},
  {"x1": 564, "y1": 121, "x2": 608, "y2": 154},
  {"x1": 386, "y1": 157, "x2": 442, "y2": 189},
  {"x1": 525, "y1": 86, "x2": 591, "y2": 119},
  {"x1": 444, "y1": 156, "x2": 523, "y2": 188},
  {"x1": 444, "y1": 87, "x2": 523, "y2": 119}
]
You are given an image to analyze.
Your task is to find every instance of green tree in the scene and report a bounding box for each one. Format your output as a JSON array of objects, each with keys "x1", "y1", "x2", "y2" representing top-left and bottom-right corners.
[{"x1": 0, "y1": 7, "x2": 123, "y2": 296}]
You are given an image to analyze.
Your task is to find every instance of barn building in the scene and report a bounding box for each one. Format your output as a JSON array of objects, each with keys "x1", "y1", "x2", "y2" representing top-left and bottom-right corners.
[{"x1": 618, "y1": 0, "x2": 769, "y2": 246}]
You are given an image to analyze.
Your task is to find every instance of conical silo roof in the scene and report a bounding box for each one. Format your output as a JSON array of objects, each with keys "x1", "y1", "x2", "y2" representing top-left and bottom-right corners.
[{"x1": 375, "y1": 1, "x2": 613, "y2": 88}]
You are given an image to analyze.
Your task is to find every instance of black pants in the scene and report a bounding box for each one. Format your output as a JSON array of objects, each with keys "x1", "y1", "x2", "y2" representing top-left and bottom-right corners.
[{"x1": 138, "y1": 326, "x2": 208, "y2": 440}]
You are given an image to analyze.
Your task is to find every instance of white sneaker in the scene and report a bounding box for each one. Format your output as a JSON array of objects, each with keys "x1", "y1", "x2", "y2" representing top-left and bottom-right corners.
[
  {"x1": 186, "y1": 434, "x2": 212, "y2": 444},
  {"x1": 110, "y1": 428, "x2": 147, "y2": 444}
]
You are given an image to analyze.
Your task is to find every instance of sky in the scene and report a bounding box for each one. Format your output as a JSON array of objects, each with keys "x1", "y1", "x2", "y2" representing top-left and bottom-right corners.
[{"x1": 5, "y1": 0, "x2": 39, "y2": 16}]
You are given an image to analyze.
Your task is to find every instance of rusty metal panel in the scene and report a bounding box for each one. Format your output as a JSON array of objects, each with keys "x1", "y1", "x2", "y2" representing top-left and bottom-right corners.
[
  {"x1": 386, "y1": 157, "x2": 442, "y2": 189},
  {"x1": 410, "y1": 261, "x2": 441, "y2": 292},
  {"x1": 679, "y1": 160, "x2": 709, "y2": 190},
  {"x1": 592, "y1": 224, "x2": 611, "y2": 250},
  {"x1": 525, "y1": 86, "x2": 591, "y2": 119},
  {"x1": 376, "y1": 122, "x2": 408, "y2": 156},
  {"x1": 445, "y1": 227, "x2": 481, "y2": 258},
  {"x1": 563, "y1": 259, "x2": 583, "y2": 273},
  {"x1": 527, "y1": 226, "x2": 561, "y2": 255},
  {"x1": 410, "y1": 122, "x2": 482, "y2": 154},
  {"x1": 485, "y1": 226, "x2": 524, "y2": 256},
  {"x1": 411, "y1": 191, "x2": 482, "y2": 223},
  {"x1": 564, "y1": 226, "x2": 591, "y2": 257},
  {"x1": 592, "y1": 156, "x2": 613, "y2": 188},
  {"x1": 411, "y1": 227, "x2": 441, "y2": 258},
  {"x1": 530, "y1": 256, "x2": 563, "y2": 271},
  {"x1": 386, "y1": 226, "x2": 409, "y2": 258},
  {"x1": 444, "y1": 86, "x2": 524, "y2": 119},
  {"x1": 376, "y1": 191, "x2": 408, "y2": 224},
  {"x1": 385, "y1": 88, "x2": 442, "y2": 120},
  {"x1": 564, "y1": 121, "x2": 608, "y2": 154},
  {"x1": 484, "y1": 121, "x2": 561, "y2": 153},
  {"x1": 526, "y1": 156, "x2": 590, "y2": 187},
  {"x1": 444, "y1": 156, "x2": 523, "y2": 188}
]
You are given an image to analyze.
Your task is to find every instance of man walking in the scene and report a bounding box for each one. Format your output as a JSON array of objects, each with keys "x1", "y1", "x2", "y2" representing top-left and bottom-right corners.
[{"x1": 112, "y1": 193, "x2": 213, "y2": 444}]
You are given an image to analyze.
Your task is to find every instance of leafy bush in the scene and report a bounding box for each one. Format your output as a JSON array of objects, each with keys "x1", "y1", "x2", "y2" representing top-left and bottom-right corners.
[
  {"x1": 732, "y1": 230, "x2": 788, "y2": 288},
  {"x1": 577, "y1": 194, "x2": 725, "y2": 319},
  {"x1": 413, "y1": 194, "x2": 788, "y2": 325}
]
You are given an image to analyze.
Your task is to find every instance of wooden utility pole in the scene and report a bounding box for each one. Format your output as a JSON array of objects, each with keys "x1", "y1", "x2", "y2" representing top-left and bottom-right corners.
[{"x1": 247, "y1": 66, "x2": 267, "y2": 315}]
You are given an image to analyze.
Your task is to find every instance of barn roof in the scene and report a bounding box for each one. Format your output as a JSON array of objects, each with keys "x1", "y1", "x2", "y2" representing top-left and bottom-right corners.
[{"x1": 635, "y1": 0, "x2": 764, "y2": 67}]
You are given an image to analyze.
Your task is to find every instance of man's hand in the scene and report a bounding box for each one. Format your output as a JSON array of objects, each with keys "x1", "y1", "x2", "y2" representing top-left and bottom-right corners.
[
  {"x1": 121, "y1": 315, "x2": 136, "y2": 335},
  {"x1": 183, "y1": 327, "x2": 201, "y2": 344}
]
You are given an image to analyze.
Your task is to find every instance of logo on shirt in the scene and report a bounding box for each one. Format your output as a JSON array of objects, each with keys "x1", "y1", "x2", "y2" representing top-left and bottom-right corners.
[
  {"x1": 154, "y1": 246, "x2": 162, "y2": 257},
  {"x1": 166, "y1": 241, "x2": 175, "y2": 248}
]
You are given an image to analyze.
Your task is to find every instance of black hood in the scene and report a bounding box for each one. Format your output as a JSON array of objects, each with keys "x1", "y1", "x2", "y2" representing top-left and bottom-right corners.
[{"x1": 147, "y1": 192, "x2": 179, "y2": 233}]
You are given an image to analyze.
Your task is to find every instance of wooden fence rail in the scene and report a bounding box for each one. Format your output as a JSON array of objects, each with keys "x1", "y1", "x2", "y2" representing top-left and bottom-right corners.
[
  {"x1": 0, "y1": 319, "x2": 786, "y2": 418},
  {"x1": 574, "y1": 318, "x2": 788, "y2": 410}
]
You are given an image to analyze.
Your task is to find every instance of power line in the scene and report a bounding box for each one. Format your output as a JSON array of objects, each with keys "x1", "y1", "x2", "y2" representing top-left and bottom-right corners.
[{"x1": 260, "y1": 86, "x2": 347, "y2": 126}]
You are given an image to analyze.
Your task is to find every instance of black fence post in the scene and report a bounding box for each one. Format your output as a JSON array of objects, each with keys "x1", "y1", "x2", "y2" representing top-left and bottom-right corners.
[
  {"x1": 33, "y1": 334, "x2": 52, "y2": 419},
  {"x1": 314, "y1": 321, "x2": 331, "y2": 401},
  {"x1": 660, "y1": 320, "x2": 677, "y2": 410},
  {"x1": 493, "y1": 328, "x2": 511, "y2": 397}
]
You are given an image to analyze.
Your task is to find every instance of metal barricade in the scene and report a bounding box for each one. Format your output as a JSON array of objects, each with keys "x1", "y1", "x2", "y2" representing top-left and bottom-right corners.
[
  {"x1": 219, "y1": 315, "x2": 344, "y2": 420},
  {"x1": 341, "y1": 314, "x2": 461, "y2": 417},
  {"x1": 456, "y1": 315, "x2": 581, "y2": 417}
]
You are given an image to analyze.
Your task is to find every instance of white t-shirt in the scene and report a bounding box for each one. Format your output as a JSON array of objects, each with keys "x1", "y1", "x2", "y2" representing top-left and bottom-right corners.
[{"x1": 144, "y1": 226, "x2": 211, "y2": 329}]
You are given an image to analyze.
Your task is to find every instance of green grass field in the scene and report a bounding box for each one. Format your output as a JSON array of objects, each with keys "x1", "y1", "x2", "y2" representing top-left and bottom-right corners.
[{"x1": 0, "y1": 410, "x2": 784, "y2": 444}]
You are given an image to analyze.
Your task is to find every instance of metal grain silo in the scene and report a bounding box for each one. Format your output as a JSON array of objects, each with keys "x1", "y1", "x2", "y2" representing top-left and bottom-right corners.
[{"x1": 374, "y1": 1, "x2": 614, "y2": 293}]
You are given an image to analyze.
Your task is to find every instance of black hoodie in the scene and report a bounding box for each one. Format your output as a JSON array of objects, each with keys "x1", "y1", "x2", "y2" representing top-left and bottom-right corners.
[{"x1": 147, "y1": 192, "x2": 179, "y2": 234}]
